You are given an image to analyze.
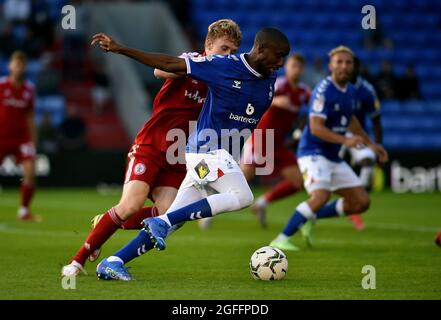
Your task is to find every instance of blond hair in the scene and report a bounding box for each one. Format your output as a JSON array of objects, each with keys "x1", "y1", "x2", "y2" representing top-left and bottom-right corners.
[
  {"x1": 10, "y1": 51, "x2": 27, "y2": 63},
  {"x1": 206, "y1": 19, "x2": 242, "y2": 47},
  {"x1": 328, "y1": 45, "x2": 355, "y2": 59}
]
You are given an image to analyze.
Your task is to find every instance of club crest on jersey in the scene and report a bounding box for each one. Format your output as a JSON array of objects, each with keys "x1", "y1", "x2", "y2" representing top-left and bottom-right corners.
[
  {"x1": 312, "y1": 95, "x2": 324, "y2": 112},
  {"x1": 334, "y1": 104, "x2": 340, "y2": 111},
  {"x1": 134, "y1": 163, "x2": 146, "y2": 175},
  {"x1": 232, "y1": 80, "x2": 242, "y2": 89},
  {"x1": 194, "y1": 159, "x2": 210, "y2": 179}
]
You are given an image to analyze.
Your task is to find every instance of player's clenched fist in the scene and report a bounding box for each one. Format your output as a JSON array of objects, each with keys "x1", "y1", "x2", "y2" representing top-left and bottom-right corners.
[
  {"x1": 369, "y1": 143, "x2": 389, "y2": 164},
  {"x1": 91, "y1": 33, "x2": 122, "y2": 53}
]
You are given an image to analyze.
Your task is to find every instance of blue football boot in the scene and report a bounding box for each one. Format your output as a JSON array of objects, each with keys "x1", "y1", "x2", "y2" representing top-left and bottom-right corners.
[
  {"x1": 96, "y1": 258, "x2": 132, "y2": 281},
  {"x1": 142, "y1": 217, "x2": 169, "y2": 251}
]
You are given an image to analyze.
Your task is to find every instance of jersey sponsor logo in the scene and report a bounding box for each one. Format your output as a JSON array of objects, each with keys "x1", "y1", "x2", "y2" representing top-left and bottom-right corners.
[
  {"x1": 134, "y1": 163, "x2": 146, "y2": 175},
  {"x1": 194, "y1": 159, "x2": 210, "y2": 179},
  {"x1": 246, "y1": 103, "x2": 255, "y2": 115},
  {"x1": 312, "y1": 95, "x2": 324, "y2": 112},
  {"x1": 229, "y1": 112, "x2": 259, "y2": 124},
  {"x1": 3, "y1": 98, "x2": 27, "y2": 108},
  {"x1": 232, "y1": 80, "x2": 242, "y2": 89},
  {"x1": 184, "y1": 90, "x2": 205, "y2": 103}
]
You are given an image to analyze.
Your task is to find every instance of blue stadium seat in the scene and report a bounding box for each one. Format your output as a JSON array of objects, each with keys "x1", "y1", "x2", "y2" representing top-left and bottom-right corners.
[{"x1": 189, "y1": 0, "x2": 441, "y2": 150}]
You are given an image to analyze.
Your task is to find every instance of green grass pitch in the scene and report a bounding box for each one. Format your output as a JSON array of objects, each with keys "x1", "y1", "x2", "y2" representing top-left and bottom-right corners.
[{"x1": 0, "y1": 188, "x2": 440, "y2": 299}]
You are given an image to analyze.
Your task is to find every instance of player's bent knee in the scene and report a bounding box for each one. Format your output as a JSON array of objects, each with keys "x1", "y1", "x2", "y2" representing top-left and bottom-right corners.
[
  {"x1": 358, "y1": 196, "x2": 370, "y2": 213},
  {"x1": 347, "y1": 196, "x2": 370, "y2": 214},
  {"x1": 238, "y1": 188, "x2": 254, "y2": 208},
  {"x1": 115, "y1": 201, "x2": 144, "y2": 220}
]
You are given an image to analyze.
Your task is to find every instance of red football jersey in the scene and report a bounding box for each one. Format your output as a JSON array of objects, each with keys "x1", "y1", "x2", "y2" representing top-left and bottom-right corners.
[
  {"x1": 134, "y1": 53, "x2": 207, "y2": 152},
  {"x1": 0, "y1": 76, "x2": 35, "y2": 144},
  {"x1": 256, "y1": 76, "x2": 311, "y2": 143}
]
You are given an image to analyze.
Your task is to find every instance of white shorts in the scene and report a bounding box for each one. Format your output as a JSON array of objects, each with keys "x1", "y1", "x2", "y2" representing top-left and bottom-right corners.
[
  {"x1": 349, "y1": 146, "x2": 376, "y2": 164},
  {"x1": 182, "y1": 149, "x2": 242, "y2": 188},
  {"x1": 341, "y1": 132, "x2": 376, "y2": 165},
  {"x1": 298, "y1": 155, "x2": 362, "y2": 193}
]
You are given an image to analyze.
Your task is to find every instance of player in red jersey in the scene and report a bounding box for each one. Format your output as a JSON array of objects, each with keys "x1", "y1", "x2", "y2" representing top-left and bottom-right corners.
[
  {"x1": 241, "y1": 54, "x2": 311, "y2": 228},
  {"x1": 0, "y1": 51, "x2": 39, "y2": 221},
  {"x1": 62, "y1": 19, "x2": 242, "y2": 276}
]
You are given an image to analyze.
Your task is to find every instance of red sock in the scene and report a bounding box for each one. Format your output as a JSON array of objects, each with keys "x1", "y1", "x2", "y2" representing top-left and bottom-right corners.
[
  {"x1": 20, "y1": 183, "x2": 35, "y2": 208},
  {"x1": 121, "y1": 206, "x2": 159, "y2": 230},
  {"x1": 71, "y1": 207, "x2": 123, "y2": 266},
  {"x1": 264, "y1": 180, "x2": 298, "y2": 203}
]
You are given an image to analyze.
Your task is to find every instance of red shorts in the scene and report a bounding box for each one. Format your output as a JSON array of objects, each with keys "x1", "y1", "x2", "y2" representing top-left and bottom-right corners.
[
  {"x1": 124, "y1": 144, "x2": 186, "y2": 200},
  {"x1": 0, "y1": 141, "x2": 36, "y2": 164},
  {"x1": 241, "y1": 139, "x2": 297, "y2": 175}
]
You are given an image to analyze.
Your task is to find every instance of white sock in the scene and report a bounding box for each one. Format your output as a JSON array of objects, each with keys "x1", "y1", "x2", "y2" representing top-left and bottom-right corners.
[
  {"x1": 157, "y1": 214, "x2": 172, "y2": 226},
  {"x1": 336, "y1": 198, "x2": 345, "y2": 216},
  {"x1": 274, "y1": 233, "x2": 289, "y2": 242},
  {"x1": 297, "y1": 202, "x2": 315, "y2": 219},
  {"x1": 17, "y1": 206, "x2": 28, "y2": 218},
  {"x1": 360, "y1": 166, "x2": 373, "y2": 188},
  {"x1": 107, "y1": 256, "x2": 124, "y2": 264},
  {"x1": 255, "y1": 196, "x2": 268, "y2": 208}
]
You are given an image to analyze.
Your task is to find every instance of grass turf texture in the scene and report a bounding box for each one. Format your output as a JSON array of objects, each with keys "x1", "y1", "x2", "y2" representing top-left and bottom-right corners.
[{"x1": 0, "y1": 188, "x2": 440, "y2": 300}]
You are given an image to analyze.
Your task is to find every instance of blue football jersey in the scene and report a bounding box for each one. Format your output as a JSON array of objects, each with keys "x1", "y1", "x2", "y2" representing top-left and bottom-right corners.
[
  {"x1": 353, "y1": 76, "x2": 381, "y2": 130},
  {"x1": 184, "y1": 53, "x2": 276, "y2": 156},
  {"x1": 297, "y1": 76, "x2": 356, "y2": 162}
]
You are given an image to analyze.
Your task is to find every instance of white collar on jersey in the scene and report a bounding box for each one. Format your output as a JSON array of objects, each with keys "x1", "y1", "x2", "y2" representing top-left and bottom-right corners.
[
  {"x1": 327, "y1": 76, "x2": 348, "y2": 93},
  {"x1": 240, "y1": 53, "x2": 262, "y2": 78}
]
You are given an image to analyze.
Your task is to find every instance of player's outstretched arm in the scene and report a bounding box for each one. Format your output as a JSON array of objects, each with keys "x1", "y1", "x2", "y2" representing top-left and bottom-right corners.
[
  {"x1": 154, "y1": 69, "x2": 181, "y2": 80},
  {"x1": 91, "y1": 33, "x2": 187, "y2": 74}
]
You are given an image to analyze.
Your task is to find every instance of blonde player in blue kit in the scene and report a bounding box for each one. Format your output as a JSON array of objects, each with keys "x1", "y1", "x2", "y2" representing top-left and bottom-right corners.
[{"x1": 270, "y1": 46, "x2": 388, "y2": 251}]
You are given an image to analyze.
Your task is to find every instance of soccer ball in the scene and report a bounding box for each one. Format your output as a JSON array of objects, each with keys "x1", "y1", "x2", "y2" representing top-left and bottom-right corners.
[{"x1": 249, "y1": 246, "x2": 288, "y2": 280}]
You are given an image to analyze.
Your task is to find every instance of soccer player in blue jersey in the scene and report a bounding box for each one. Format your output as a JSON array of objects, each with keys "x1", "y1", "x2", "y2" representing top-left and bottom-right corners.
[
  {"x1": 91, "y1": 27, "x2": 290, "y2": 280},
  {"x1": 270, "y1": 46, "x2": 388, "y2": 251},
  {"x1": 343, "y1": 57, "x2": 383, "y2": 230}
]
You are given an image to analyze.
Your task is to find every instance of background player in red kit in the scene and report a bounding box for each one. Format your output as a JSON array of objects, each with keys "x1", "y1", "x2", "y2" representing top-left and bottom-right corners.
[
  {"x1": 62, "y1": 19, "x2": 242, "y2": 276},
  {"x1": 0, "y1": 51, "x2": 39, "y2": 221},
  {"x1": 241, "y1": 54, "x2": 311, "y2": 228}
]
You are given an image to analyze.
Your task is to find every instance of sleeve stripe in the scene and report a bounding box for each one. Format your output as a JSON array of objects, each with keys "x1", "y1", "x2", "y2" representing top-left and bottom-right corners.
[
  {"x1": 184, "y1": 56, "x2": 191, "y2": 75},
  {"x1": 310, "y1": 113, "x2": 327, "y2": 119}
]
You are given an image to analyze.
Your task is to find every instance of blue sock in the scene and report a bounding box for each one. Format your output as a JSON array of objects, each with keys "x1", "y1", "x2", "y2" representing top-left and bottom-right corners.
[
  {"x1": 167, "y1": 198, "x2": 212, "y2": 226},
  {"x1": 282, "y1": 210, "x2": 308, "y2": 237},
  {"x1": 113, "y1": 229, "x2": 154, "y2": 264},
  {"x1": 315, "y1": 200, "x2": 340, "y2": 219}
]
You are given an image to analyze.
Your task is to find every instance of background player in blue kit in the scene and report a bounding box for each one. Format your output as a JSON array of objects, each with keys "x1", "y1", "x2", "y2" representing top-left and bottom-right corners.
[
  {"x1": 341, "y1": 57, "x2": 383, "y2": 230},
  {"x1": 270, "y1": 46, "x2": 388, "y2": 252},
  {"x1": 91, "y1": 28, "x2": 290, "y2": 280}
]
